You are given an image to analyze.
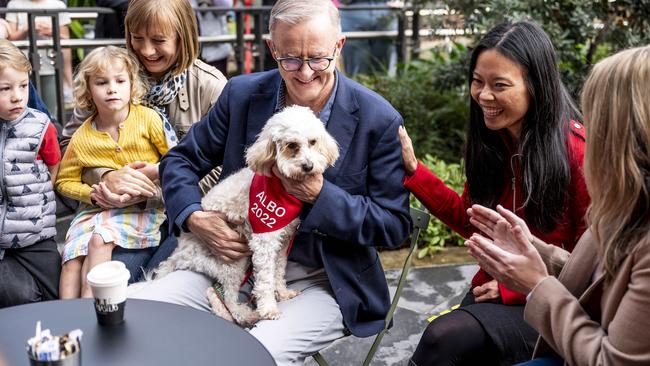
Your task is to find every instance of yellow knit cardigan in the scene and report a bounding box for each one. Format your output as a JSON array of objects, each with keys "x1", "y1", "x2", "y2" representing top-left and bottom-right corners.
[{"x1": 56, "y1": 104, "x2": 169, "y2": 204}]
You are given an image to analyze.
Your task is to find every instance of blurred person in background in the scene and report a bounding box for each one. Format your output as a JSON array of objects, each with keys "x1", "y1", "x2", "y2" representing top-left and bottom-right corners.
[
  {"x1": 0, "y1": 19, "x2": 9, "y2": 40},
  {"x1": 5, "y1": 0, "x2": 75, "y2": 112},
  {"x1": 338, "y1": 0, "x2": 402, "y2": 76},
  {"x1": 0, "y1": 0, "x2": 8, "y2": 39},
  {"x1": 94, "y1": 0, "x2": 129, "y2": 39},
  {"x1": 191, "y1": 0, "x2": 233, "y2": 76},
  {"x1": 0, "y1": 22, "x2": 53, "y2": 121}
]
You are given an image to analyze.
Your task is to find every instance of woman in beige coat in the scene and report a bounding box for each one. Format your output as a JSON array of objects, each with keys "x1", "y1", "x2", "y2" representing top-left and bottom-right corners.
[{"x1": 466, "y1": 45, "x2": 650, "y2": 366}]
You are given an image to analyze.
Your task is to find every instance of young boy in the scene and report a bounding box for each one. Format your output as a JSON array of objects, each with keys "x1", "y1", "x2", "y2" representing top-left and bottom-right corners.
[{"x1": 0, "y1": 39, "x2": 61, "y2": 308}]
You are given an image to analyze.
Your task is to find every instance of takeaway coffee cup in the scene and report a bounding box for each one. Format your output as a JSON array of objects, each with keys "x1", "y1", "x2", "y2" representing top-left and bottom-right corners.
[{"x1": 86, "y1": 261, "x2": 130, "y2": 326}]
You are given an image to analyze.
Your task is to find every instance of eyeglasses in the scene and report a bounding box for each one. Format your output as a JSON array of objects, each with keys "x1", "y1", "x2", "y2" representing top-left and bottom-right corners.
[{"x1": 273, "y1": 44, "x2": 338, "y2": 72}]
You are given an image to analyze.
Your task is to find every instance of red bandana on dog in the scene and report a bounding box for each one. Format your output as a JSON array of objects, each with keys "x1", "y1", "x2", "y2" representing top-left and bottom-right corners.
[{"x1": 249, "y1": 174, "x2": 303, "y2": 233}]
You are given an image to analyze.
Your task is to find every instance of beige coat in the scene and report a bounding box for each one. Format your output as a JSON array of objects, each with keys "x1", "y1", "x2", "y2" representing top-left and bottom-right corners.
[
  {"x1": 525, "y1": 229, "x2": 650, "y2": 365},
  {"x1": 62, "y1": 59, "x2": 226, "y2": 188}
]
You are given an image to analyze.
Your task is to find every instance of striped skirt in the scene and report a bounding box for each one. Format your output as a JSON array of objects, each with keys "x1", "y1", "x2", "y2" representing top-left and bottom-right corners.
[{"x1": 62, "y1": 203, "x2": 166, "y2": 263}]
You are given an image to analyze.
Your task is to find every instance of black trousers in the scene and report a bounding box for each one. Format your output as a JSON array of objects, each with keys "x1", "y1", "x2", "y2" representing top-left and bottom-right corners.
[
  {"x1": 0, "y1": 238, "x2": 61, "y2": 308},
  {"x1": 410, "y1": 308, "x2": 499, "y2": 366}
]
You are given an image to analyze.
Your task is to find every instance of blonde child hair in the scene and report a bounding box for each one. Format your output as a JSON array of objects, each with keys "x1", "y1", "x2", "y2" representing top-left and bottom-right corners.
[
  {"x1": 73, "y1": 46, "x2": 148, "y2": 111},
  {"x1": 0, "y1": 39, "x2": 31, "y2": 73},
  {"x1": 124, "y1": 0, "x2": 200, "y2": 76}
]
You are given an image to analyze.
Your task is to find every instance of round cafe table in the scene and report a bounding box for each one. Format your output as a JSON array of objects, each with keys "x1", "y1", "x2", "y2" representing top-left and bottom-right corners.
[{"x1": 0, "y1": 298, "x2": 276, "y2": 366}]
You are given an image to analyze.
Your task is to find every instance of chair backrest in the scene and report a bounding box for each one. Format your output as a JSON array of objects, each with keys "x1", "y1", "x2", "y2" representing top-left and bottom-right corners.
[{"x1": 410, "y1": 207, "x2": 431, "y2": 244}]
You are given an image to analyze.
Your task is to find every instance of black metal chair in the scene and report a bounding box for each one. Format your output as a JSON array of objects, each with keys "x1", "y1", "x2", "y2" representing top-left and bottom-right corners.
[{"x1": 312, "y1": 207, "x2": 431, "y2": 366}]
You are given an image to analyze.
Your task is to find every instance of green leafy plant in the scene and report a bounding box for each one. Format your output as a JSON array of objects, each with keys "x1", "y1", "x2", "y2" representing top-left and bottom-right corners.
[{"x1": 409, "y1": 154, "x2": 466, "y2": 258}]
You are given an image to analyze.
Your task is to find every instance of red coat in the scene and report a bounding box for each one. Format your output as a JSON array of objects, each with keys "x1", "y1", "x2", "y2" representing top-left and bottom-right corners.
[{"x1": 404, "y1": 122, "x2": 590, "y2": 304}]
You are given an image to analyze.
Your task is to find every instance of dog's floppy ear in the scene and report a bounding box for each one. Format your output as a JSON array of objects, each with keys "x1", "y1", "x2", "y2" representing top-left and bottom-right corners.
[
  {"x1": 319, "y1": 131, "x2": 340, "y2": 167},
  {"x1": 246, "y1": 120, "x2": 277, "y2": 176}
]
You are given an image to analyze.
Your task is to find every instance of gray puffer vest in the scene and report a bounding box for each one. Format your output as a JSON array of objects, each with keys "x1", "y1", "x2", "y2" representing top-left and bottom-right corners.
[{"x1": 1, "y1": 108, "x2": 56, "y2": 259}]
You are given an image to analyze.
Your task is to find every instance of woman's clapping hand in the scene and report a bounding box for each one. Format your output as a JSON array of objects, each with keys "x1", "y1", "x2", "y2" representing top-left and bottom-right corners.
[{"x1": 466, "y1": 205, "x2": 549, "y2": 294}]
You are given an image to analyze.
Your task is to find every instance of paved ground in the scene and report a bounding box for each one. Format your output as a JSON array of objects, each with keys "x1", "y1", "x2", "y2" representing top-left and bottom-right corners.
[{"x1": 306, "y1": 263, "x2": 479, "y2": 366}]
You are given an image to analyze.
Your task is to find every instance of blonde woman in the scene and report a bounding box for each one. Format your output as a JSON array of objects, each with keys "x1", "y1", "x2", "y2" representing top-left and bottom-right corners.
[
  {"x1": 467, "y1": 45, "x2": 650, "y2": 365},
  {"x1": 63, "y1": 0, "x2": 226, "y2": 187},
  {"x1": 61, "y1": 0, "x2": 228, "y2": 282}
]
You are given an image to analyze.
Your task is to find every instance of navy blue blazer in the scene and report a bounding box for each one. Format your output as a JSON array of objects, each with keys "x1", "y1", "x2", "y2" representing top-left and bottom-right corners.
[{"x1": 160, "y1": 70, "x2": 412, "y2": 337}]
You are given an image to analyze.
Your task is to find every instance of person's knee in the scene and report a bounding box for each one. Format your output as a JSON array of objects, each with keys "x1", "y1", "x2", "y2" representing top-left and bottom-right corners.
[
  {"x1": 419, "y1": 316, "x2": 460, "y2": 349},
  {"x1": 251, "y1": 323, "x2": 336, "y2": 366},
  {"x1": 250, "y1": 326, "x2": 311, "y2": 366},
  {"x1": 62, "y1": 258, "x2": 82, "y2": 274},
  {"x1": 257, "y1": 341, "x2": 303, "y2": 366},
  {"x1": 0, "y1": 257, "x2": 44, "y2": 307},
  {"x1": 412, "y1": 310, "x2": 490, "y2": 366},
  {"x1": 88, "y1": 235, "x2": 112, "y2": 255},
  {"x1": 411, "y1": 320, "x2": 455, "y2": 366},
  {"x1": 128, "y1": 270, "x2": 213, "y2": 312},
  {"x1": 0, "y1": 281, "x2": 40, "y2": 307}
]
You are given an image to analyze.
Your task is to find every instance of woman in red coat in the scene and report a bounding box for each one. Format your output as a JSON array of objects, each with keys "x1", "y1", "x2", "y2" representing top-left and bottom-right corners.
[{"x1": 399, "y1": 21, "x2": 590, "y2": 365}]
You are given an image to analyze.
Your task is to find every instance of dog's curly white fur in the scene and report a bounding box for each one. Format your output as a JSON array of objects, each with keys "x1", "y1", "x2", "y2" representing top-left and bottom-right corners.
[{"x1": 154, "y1": 106, "x2": 339, "y2": 326}]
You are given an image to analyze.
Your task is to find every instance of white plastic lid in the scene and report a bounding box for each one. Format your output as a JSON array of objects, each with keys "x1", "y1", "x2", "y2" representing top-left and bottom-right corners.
[{"x1": 86, "y1": 261, "x2": 130, "y2": 287}]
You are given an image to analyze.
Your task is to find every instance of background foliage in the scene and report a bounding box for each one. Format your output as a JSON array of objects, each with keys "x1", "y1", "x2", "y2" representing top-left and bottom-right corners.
[
  {"x1": 420, "y1": 0, "x2": 650, "y2": 97},
  {"x1": 357, "y1": 43, "x2": 469, "y2": 163}
]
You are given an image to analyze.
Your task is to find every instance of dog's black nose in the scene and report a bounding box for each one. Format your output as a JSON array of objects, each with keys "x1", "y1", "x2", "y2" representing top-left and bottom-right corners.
[{"x1": 302, "y1": 162, "x2": 314, "y2": 172}]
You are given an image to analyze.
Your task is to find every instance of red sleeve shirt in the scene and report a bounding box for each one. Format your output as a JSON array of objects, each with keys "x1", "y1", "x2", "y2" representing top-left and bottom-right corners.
[
  {"x1": 37, "y1": 122, "x2": 61, "y2": 166},
  {"x1": 404, "y1": 121, "x2": 589, "y2": 305}
]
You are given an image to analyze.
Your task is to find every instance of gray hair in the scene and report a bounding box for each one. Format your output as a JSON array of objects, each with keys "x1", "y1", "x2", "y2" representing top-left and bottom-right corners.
[{"x1": 269, "y1": 0, "x2": 341, "y2": 39}]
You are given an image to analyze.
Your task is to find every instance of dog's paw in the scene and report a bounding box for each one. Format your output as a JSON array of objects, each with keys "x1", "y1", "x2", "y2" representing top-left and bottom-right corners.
[
  {"x1": 206, "y1": 287, "x2": 235, "y2": 322},
  {"x1": 239, "y1": 311, "x2": 261, "y2": 327},
  {"x1": 231, "y1": 308, "x2": 261, "y2": 327},
  {"x1": 258, "y1": 306, "x2": 281, "y2": 321},
  {"x1": 276, "y1": 288, "x2": 300, "y2": 301}
]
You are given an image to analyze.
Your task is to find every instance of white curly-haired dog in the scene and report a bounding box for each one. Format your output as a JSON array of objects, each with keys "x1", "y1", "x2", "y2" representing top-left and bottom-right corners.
[{"x1": 154, "y1": 105, "x2": 339, "y2": 326}]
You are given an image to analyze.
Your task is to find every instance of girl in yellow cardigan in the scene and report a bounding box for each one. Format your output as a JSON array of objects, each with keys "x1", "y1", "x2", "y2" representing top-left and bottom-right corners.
[{"x1": 56, "y1": 46, "x2": 172, "y2": 298}]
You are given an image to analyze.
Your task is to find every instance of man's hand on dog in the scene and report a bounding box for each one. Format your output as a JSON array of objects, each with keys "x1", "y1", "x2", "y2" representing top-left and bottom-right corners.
[
  {"x1": 187, "y1": 211, "x2": 250, "y2": 262},
  {"x1": 272, "y1": 166, "x2": 323, "y2": 204}
]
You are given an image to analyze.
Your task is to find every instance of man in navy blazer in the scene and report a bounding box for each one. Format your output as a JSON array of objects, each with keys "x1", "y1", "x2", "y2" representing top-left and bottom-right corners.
[{"x1": 131, "y1": 0, "x2": 411, "y2": 363}]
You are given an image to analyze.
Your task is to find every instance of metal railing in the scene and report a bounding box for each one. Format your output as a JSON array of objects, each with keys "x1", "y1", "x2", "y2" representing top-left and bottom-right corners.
[
  {"x1": 1, "y1": 7, "x2": 116, "y2": 123},
  {"x1": 1, "y1": 5, "x2": 425, "y2": 124}
]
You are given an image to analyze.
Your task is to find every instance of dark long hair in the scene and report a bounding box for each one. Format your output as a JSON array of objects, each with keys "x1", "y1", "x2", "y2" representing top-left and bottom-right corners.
[{"x1": 465, "y1": 21, "x2": 582, "y2": 232}]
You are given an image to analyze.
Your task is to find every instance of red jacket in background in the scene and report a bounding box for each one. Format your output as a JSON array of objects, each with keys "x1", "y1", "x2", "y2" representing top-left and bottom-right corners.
[{"x1": 404, "y1": 122, "x2": 590, "y2": 305}]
